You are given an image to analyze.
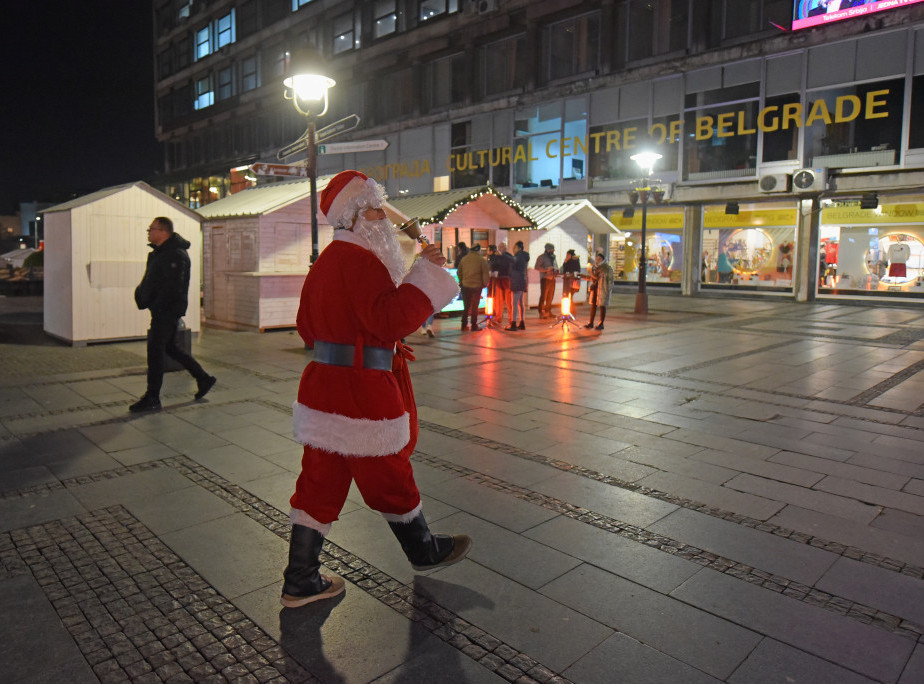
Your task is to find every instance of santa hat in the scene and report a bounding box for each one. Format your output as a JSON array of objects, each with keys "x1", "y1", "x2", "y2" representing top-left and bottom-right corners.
[{"x1": 320, "y1": 170, "x2": 387, "y2": 228}]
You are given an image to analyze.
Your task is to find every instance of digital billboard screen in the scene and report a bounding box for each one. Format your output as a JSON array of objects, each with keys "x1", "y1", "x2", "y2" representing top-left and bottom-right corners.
[{"x1": 793, "y1": 0, "x2": 924, "y2": 31}]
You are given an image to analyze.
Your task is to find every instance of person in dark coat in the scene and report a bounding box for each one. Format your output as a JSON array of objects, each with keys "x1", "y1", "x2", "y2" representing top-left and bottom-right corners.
[
  {"x1": 507, "y1": 240, "x2": 529, "y2": 330},
  {"x1": 130, "y1": 216, "x2": 215, "y2": 412}
]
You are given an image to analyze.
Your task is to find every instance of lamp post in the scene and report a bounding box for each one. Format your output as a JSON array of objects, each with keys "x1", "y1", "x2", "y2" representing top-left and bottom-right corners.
[
  {"x1": 282, "y1": 48, "x2": 335, "y2": 264},
  {"x1": 629, "y1": 151, "x2": 663, "y2": 315}
]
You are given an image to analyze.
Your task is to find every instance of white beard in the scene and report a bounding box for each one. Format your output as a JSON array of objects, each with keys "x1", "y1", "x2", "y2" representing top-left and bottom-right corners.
[{"x1": 355, "y1": 216, "x2": 408, "y2": 286}]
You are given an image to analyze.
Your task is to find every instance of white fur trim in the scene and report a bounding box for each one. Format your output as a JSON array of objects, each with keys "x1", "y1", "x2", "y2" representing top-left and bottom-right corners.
[
  {"x1": 290, "y1": 509, "x2": 331, "y2": 536},
  {"x1": 380, "y1": 502, "x2": 422, "y2": 524},
  {"x1": 402, "y1": 259, "x2": 460, "y2": 313},
  {"x1": 325, "y1": 177, "x2": 386, "y2": 228},
  {"x1": 292, "y1": 401, "x2": 410, "y2": 456}
]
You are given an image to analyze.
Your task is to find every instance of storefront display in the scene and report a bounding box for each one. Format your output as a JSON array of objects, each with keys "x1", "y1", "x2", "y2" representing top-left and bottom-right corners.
[
  {"x1": 610, "y1": 210, "x2": 684, "y2": 285},
  {"x1": 818, "y1": 200, "x2": 924, "y2": 298},
  {"x1": 702, "y1": 205, "x2": 798, "y2": 292}
]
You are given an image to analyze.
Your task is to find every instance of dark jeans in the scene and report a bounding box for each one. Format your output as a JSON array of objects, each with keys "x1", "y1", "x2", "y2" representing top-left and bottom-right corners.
[
  {"x1": 147, "y1": 314, "x2": 207, "y2": 397},
  {"x1": 538, "y1": 278, "x2": 556, "y2": 316},
  {"x1": 460, "y1": 287, "x2": 482, "y2": 327}
]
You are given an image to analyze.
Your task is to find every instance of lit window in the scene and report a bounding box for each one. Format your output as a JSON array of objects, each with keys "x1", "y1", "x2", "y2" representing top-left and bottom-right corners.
[
  {"x1": 216, "y1": 11, "x2": 235, "y2": 49},
  {"x1": 196, "y1": 26, "x2": 210, "y2": 60},
  {"x1": 374, "y1": 0, "x2": 396, "y2": 38},
  {"x1": 194, "y1": 76, "x2": 214, "y2": 110},
  {"x1": 292, "y1": 0, "x2": 313, "y2": 9},
  {"x1": 419, "y1": 0, "x2": 458, "y2": 22},
  {"x1": 241, "y1": 56, "x2": 258, "y2": 92},
  {"x1": 333, "y1": 12, "x2": 357, "y2": 54}
]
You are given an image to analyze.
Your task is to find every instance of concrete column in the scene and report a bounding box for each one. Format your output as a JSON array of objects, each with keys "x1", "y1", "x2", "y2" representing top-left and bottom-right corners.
[
  {"x1": 683, "y1": 204, "x2": 703, "y2": 297},
  {"x1": 794, "y1": 197, "x2": 820, "y2": 302}
]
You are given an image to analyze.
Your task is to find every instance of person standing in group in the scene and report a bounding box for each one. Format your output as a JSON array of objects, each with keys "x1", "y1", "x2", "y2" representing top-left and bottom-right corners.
[
  {"x1": 561, "y1": 249, "x2": 582, "y2": 308},
  {"x1": 453, "y1": 242, "x2": 469, "y2": 266},
  {"x1": 488, "y1": 243, "x2": 514, "y2": 326},
  {"x1": 534, "y1": 243, "x2": 558, "y2": 318},
  {"x1": 507, "y1": 240, "x2": 529, "y2": 330},
  {"x1": 585, "y1": 252, "x2": 614, "y2": 331},
  {"x1": 129, "y1": 217, "x2": 216, "y2": 412},
  {"x1": 457, "y1": 243, "x2": 489, "y2": 331},
  {"x1": 283, "y1": 170, "x2": 470, "y2": 608}
]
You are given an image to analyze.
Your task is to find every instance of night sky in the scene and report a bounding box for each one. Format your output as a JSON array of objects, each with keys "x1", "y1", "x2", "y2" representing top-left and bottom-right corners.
[{"x1": 0, "y1": 2, "x2": 162, "y2": 215}]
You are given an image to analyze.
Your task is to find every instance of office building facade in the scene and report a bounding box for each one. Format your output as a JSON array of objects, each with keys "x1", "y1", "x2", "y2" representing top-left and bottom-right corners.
[{"x1": 154, "y1": 0, "x2": 924, "y2": 302}]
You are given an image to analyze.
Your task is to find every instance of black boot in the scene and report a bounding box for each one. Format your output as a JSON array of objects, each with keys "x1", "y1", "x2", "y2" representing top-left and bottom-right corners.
[
  {"x1": 388, "y1": 512, "x2": 472, "y2": 571},
  {"x1": 281, "y1": 525, "x2": 345, "y2": 608},
  {"x1": 584, "y1": 305, "x2": 597, "y2": 329},
  {"x1": 596, "y1": 306, "x2": 606, "y2": 330}
]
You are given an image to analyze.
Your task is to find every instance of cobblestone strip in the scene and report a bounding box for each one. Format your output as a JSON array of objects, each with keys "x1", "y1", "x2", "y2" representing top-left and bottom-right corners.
[
  {"x1": 0, "y1": 506, "x2": 315, "y2": 683},
  {"x1": 415, "y1": 421, "x2": 924, "y2": 641},
  {"x1": 163, "y1": 456, "x2": 571, "y2": 684},
  {"x1": 847, "y1": 357, "x2": 924, "y2": 408}
]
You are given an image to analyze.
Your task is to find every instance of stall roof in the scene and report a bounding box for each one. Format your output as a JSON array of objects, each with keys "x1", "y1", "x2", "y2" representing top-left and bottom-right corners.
[
  {"x1": 42, "y1": 181, "x2": 200, "y2": 220},
  {"x1": 1, "y1": 247, "x2": 37, "y2": 267},
  {"x1": 388, "y1": 186, "x2": 535, "y2": 229},
  {"x1": 520, "y1": 198, "x2": 623, "y2": 236},
  {"x1": 196, "y1": 176, "x2": 407, "y2": 224}
]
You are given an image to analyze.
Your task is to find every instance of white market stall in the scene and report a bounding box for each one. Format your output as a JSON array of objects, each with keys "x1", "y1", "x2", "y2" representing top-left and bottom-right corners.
[
  {"x1": 42, "y1": 182, "x2": 202, "y2": 345},
  {"x1": 196, "y1": 177, "x2": 409, "y2": 332}
]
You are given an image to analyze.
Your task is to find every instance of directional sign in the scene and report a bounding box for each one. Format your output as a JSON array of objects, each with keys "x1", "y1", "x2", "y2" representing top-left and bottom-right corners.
[
  {"x1": 318, "y1": 140, "x2": 389, "y2": 155},
  {"x1": 249, "y1": 162, "x2": 307, "y2": 178},
  {"x1": 317, "y1": 114, "x2": 361, "y2": 143}
]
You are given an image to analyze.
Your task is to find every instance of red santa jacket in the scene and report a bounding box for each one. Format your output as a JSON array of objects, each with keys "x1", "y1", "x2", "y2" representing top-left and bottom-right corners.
[{"x1": 293, "y1": 230, "x2": 459, "y2": 457}]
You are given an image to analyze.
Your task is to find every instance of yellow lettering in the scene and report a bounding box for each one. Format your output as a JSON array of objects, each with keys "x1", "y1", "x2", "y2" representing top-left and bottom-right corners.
[
  {"x1": 782, "y1": 103, "x2": 803, "y2": 130},
  {"x1": 447, "y1": 155, "x2": 455, "y2": 172},
  {"x1": 590, "y1": 132, "x2": 606, "y2": 153},
  {"x1": 489, "y1": 148, "x2": 502, "y2": 167},
  {"x1": 560, "y1": 137, "x2": 572, "y2": 158},
  {"x1": 528, "y1": 142, "x2": 538, "y2": 161},
  {"x1": 573, "y1": 136, "x2": 587, "y2": 156},
  {"x1": 696, "y1": 116, "x2": 714, "y2": 140},
  {"x1": 501, "y1": 147, "x2": 511, "y2": 165},
  {"x1": 805, "y1": 99, "x2": 832, "y2": 126},
  {"x1": 758, "y1": 105, "x2": 779, "y2": 132},
  {"x1": 606, "y1": 129, "x2": 622, "y2": 151},
  {"x1": 623, "y1": 127, "x2": 637, "y2": 149},
  {"x1": 476, "y1": 150, "x2": 488, "y2": 167},
  {"x1": 835, "y1": 95, "x2": 861, "y2": 122},
  {"x1": 737, "y1": 111, "x2": 756, "y2": 135},
  {"x1": 865, "y1": 89, "x2": 889, "y2": 119},
  {"x1": 716, "y1": 112, "x2": 735, "y2": 138},
  {"x1": 669, "y1": 119, "x2": 682, "y2": 143},
  {"x1": 546, "y1": 138, "x2": 558, "y2": 158},
  {"x1": 513, "y1": 145, "x2": 527, "y2": 163},
  {"x1": 649, "y1": 123, "x2": 667, "y2": 144}
]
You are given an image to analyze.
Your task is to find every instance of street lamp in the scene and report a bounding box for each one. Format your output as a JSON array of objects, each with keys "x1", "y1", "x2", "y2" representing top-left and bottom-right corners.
[
  {"x1": 282, "y1": 48, "x2": 335, "y2": 264},
  {"x1": 629, "y1": 151, "x2": 663, "y2": 315}
]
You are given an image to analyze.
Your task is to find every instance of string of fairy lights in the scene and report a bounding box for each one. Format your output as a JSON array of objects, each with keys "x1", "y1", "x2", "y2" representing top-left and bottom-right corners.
[{"x1": 414, "y1": 186, "x2": 538, "y2": 230}]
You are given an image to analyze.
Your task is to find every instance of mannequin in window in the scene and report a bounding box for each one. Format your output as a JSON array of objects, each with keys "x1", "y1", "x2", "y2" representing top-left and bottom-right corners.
[
  {"x1": 823, "y1": 238, "x2": 839, "y2": 279},
  {"x1": 887, "y1": 235, "x2": 911, "y2": 280},
  {"x1": 777, "y1": 242, "x2": 794, "y2": 274}
]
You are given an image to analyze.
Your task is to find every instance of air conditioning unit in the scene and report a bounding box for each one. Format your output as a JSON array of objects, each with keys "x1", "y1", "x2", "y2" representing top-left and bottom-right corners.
[
  {"x1": 792, "y1": 168, "x2": 827, "y2": 193},
  {"x1": 478, "y1": 0, "x2": 499, "y2": 14},
  {"x1": 758, "y1": 173, "x2": 791, "y2": 193}
]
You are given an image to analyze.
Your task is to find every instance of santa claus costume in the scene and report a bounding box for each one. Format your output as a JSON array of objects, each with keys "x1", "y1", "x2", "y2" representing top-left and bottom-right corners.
[{"x1": 281, "y1": 170, "x2": 470, "y2": 608}]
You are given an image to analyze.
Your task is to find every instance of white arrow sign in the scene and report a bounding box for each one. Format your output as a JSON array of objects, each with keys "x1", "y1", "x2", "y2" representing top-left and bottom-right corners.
[
  {"x1": 249, "y1": 162, "x2": 308, "y2": 177},
  {"x1": 318, "y1": 140, "x2": 389, "y2": 155}
]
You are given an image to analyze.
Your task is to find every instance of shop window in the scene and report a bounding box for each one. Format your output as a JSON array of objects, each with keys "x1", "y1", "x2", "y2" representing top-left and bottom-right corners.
[
  {"x1": 194, "y1": 75, "x2": 214, "y2": 110},
  {"x1": 611, "y1": 209, "x2": 684, "y2": 284},
  {"x1": 818, "y1": 205, "x2": 924, "y2": 296},
  {"x1": 908, "y1": 75, "x2": 924, "y2": 149},
  {"x1": 546, "y1": 12, "x2": 600, "y2": 82},
  {"x1": 419, "y1": 0, "x2": 459, "y2": 23},
  {"x1": 430, "y1": 53, "x2": 466, "y2": 109},
  {"x1": 241, "y1": 55, "x2": 259, "y2": 92},
  {"x1": 483, "y1": 34, "x2": 527, "y2": 97},
  {"x1": 684, "y1": 102, "x2": 758, "y2": 180},
  {"x1": 701, "y1": 205, "x2": 797, "y2": 291},
  {"x1": 333, "y1": 12, "x2": 358, "y2": 54},
  {"x1": 373, "y1": 0, "x2": 397, "y2": 39},
  {"x1": 805, "y1": 78, "x2": 904, "y2": 167}
]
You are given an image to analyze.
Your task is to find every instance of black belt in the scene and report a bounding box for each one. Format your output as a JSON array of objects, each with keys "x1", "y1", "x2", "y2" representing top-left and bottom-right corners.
[{"x1": 313, "y1": 340, "x2": 394, "y2": 371}]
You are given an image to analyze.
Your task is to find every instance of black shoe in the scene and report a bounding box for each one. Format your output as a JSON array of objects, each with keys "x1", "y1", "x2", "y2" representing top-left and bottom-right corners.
[
  {"x1": 595, "y1": 323, "x2": 604, "y2": 330},
  {"x1": 426, "y1": 329, "x2": 435, "y2": 338},
  {"x1": 388, "y1": 512, "x2": 472, "y2": 571},
  {"x1": 129, "y1": 395, "x2": 161, "y2": 413},
  {"x1": 281, "y1": 525, "x2": 345, "y2": 608},
  {"x1": 195, "y1": 375, "x2": 217, "y2": 400},
  {"x1": 584, "y1": 323, "x2": 594, "y2": 329},
  {"x1": 471, "y1": 324, "x2": 481, "y2": 331},
  {"x1": 517, "y1": 321, "x2": 525, "y2": 330},
  {"x1": 505, "y1": 324, "x2": 517, "y2": 331},
  {"x1": 460, "y1": 324, "x2": 469, "y2": 331}
]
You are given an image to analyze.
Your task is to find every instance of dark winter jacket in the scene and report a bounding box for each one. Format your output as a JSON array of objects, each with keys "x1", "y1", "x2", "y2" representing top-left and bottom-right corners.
[
  {"x1": 510, "y1": 250, "x2": 529, "y2": 292},
  {"x1": 134, "y1": 232, "x2": 192, "y2": 318}
]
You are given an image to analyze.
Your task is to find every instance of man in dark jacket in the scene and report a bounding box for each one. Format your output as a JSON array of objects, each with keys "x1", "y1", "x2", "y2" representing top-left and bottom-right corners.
[{"x1": 130, "y1": 216, "x2": 215, "y2": 412}]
